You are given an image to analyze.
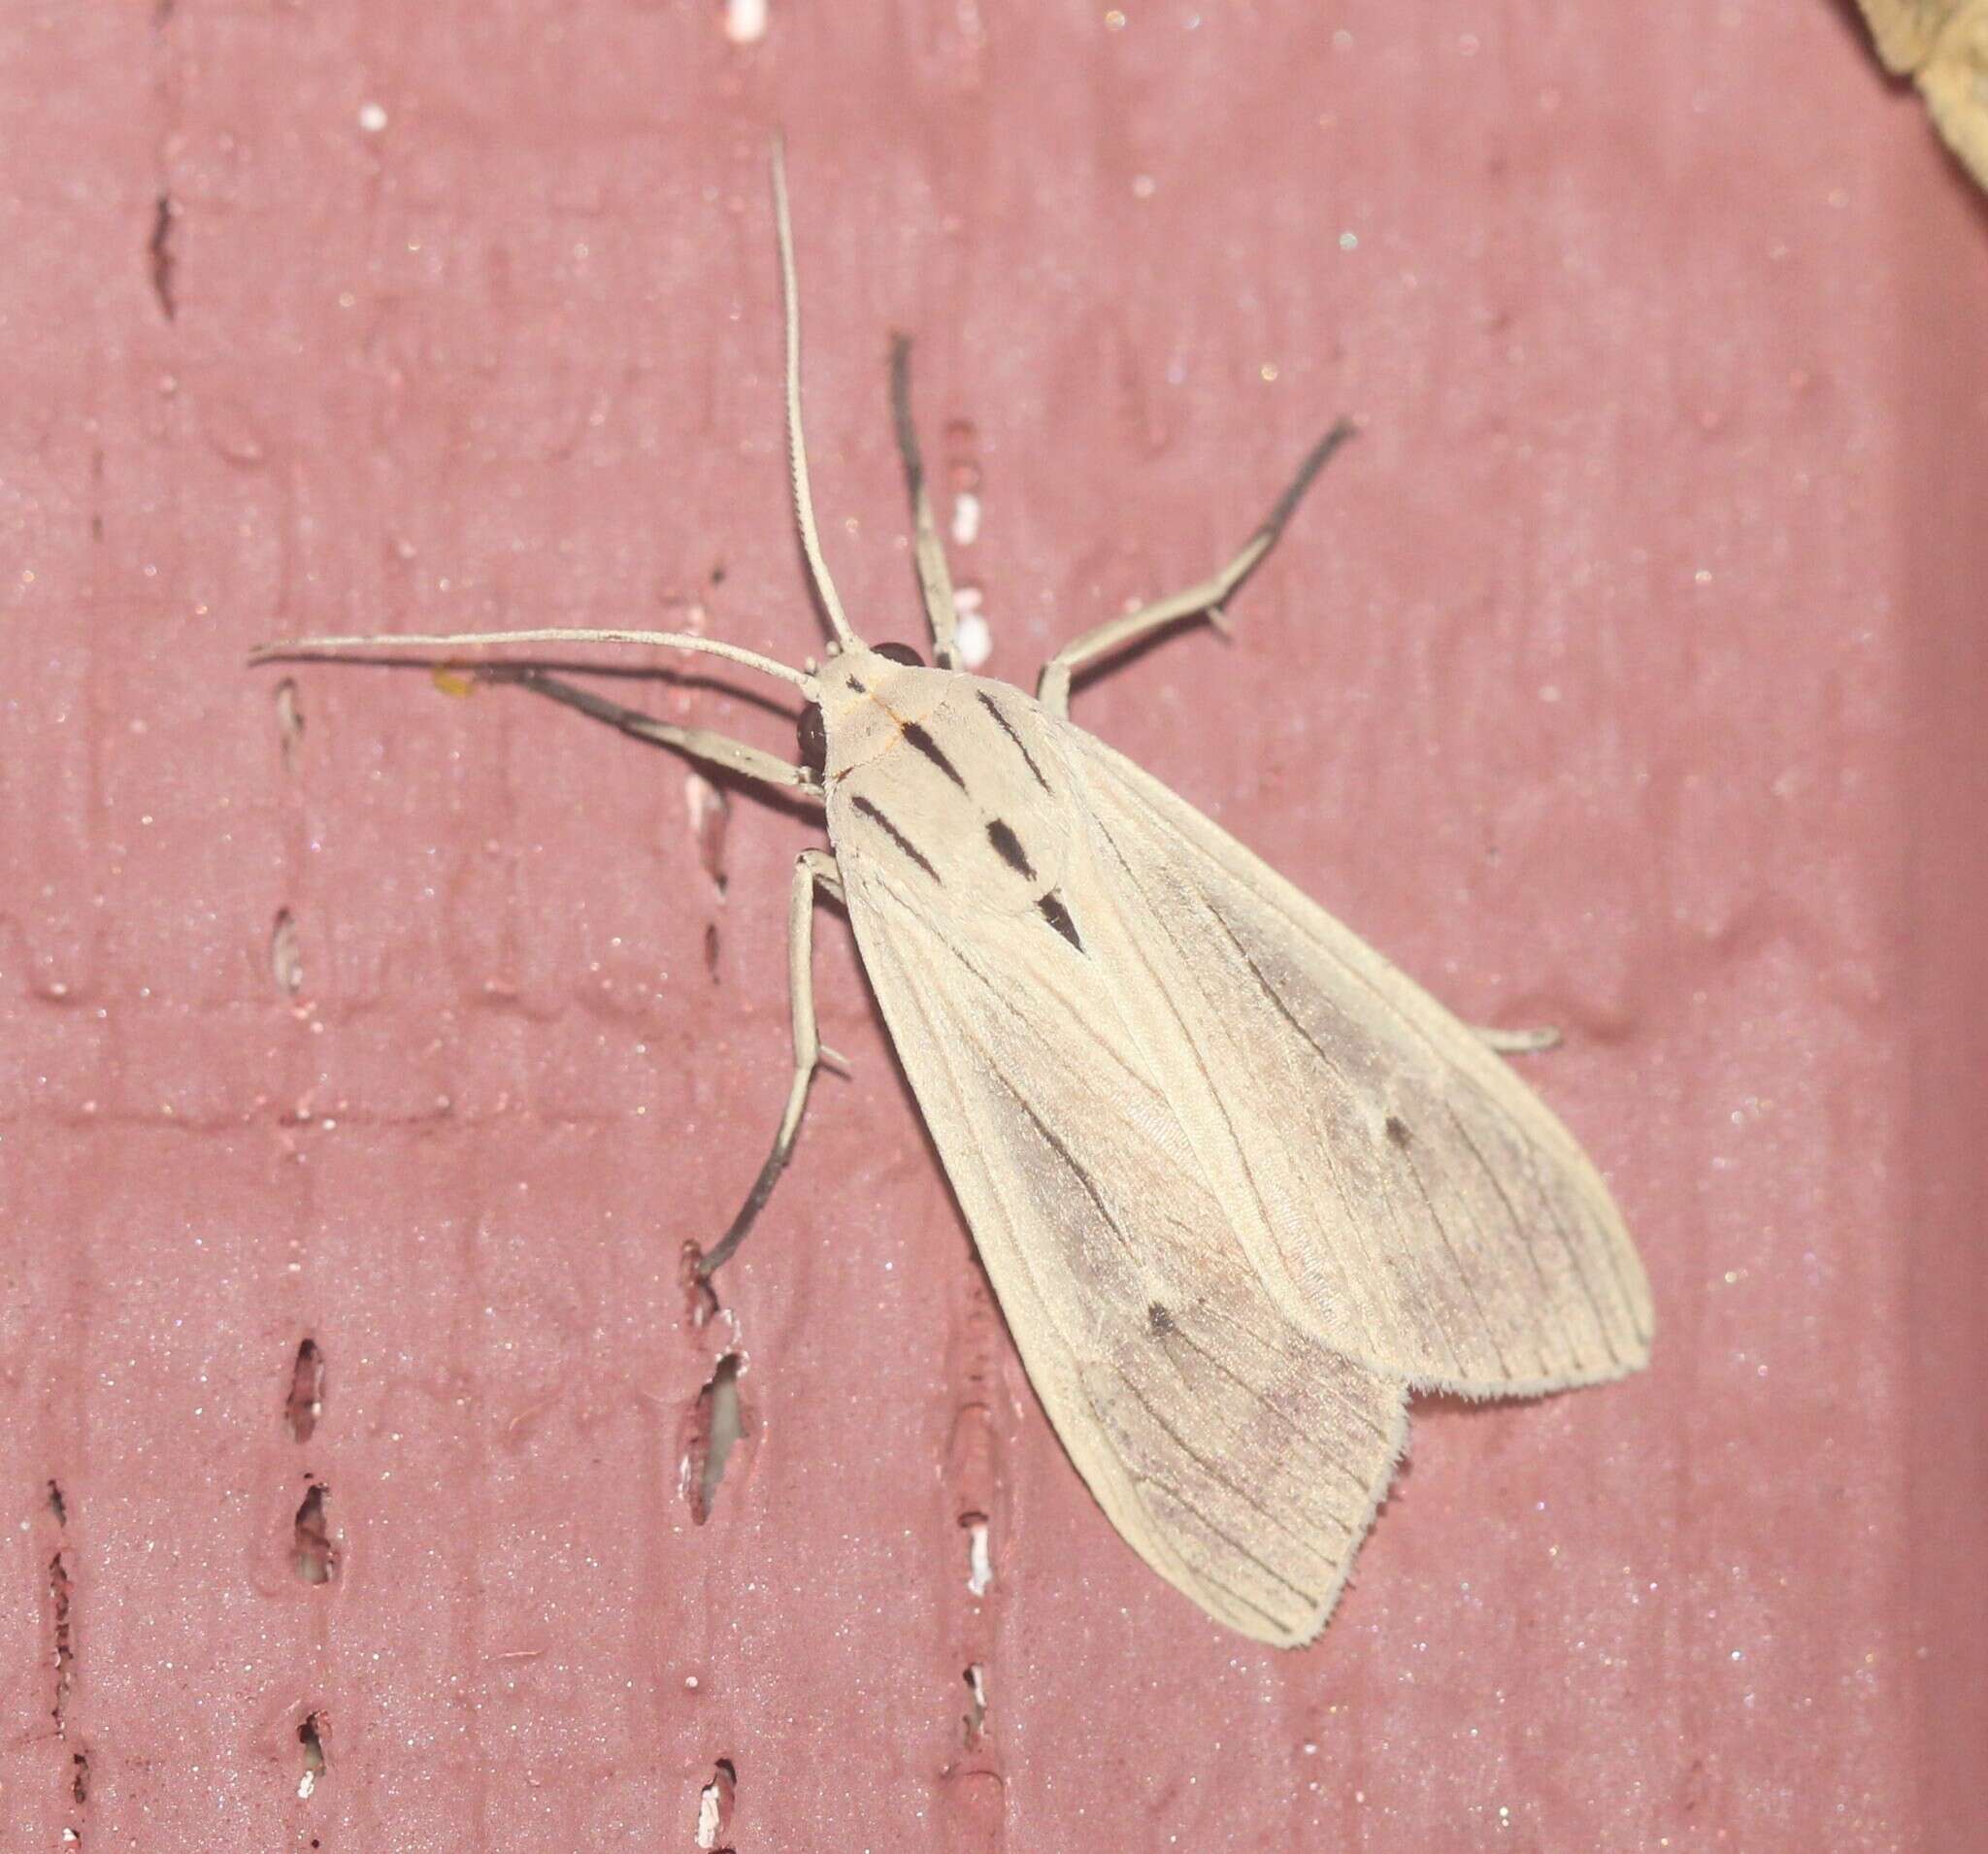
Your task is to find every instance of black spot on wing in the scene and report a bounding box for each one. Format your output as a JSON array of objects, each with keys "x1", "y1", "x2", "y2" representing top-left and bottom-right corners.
[
  {"x1": 977, "y1": 690, "x2": 1051, "y2": 792},
  {"x1": 1146, "y1": 1302, "x2": 1177, "y2": 1338},
  {"x1": 852, "y1": 796, "x2": 942, "y2": 883},
  {"x1": 1039, "y1": 891, "x2": 1083, "y2": 951},
  {"x1": 1385, "y1": 1114, "x2": 1412, "y2": 1148},
  {"x1": 986, "y1": 819, "x2": 1036, "y2": 880},
  {"x1": 902, "y1": 720, "x2": 966, "y2": 789}
]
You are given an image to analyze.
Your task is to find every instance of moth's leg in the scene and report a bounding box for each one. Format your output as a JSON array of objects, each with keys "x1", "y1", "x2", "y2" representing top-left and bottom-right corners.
[
  {"x1": 1475, "y1": 1025, "x2": 1561, "y2": 1055},
  {"x1": 484, "y1": 667, "x2": 820, "y2": 799},
  {"x1": 889, "y1": 334, "x2": 961, "y2": 668},
  {"x1": 699, "y1": 847, "x2": 844, "y2": 1278},
  {"x1": 1037, "y1": 419, "x2": 1356, "y2": 718}
]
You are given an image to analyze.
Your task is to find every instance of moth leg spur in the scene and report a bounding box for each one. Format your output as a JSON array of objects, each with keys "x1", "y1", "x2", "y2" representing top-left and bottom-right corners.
[
  {"x1": 1036, "y1": 419, "x2": 1357, "y2": 718},
  {"x1": 482, "y1": 666, "x2": 821, "y2": 796},
  {"x1": 887, "y1": 334, "x2": 962, "y2": 669},
  {"x1": 699, "y1": 847, "x2": 844, "y2": 1279}
]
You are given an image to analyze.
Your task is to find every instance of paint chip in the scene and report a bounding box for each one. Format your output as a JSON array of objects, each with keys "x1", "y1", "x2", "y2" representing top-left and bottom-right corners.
[
  {"x1": 954, "y1": 586, "x2": 991, "y2": 669},
  {"x1": 965, "y1": 1515, "x2": 993, "y2": 1595},
  {"x1": 724, "y1": 0, "x2": 769, "y2": 41},
  {"x1": 950, "y1": 489, "x2": 981, "y2": 546}
]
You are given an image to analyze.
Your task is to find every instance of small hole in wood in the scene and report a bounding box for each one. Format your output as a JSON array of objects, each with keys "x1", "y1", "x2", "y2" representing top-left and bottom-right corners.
[{"x1": 293, "y1": 1483, "x2": 335, "y2": 1583}]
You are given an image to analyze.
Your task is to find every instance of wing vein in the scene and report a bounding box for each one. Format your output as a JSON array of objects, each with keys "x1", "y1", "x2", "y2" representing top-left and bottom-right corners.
[
  {"x1": 1165, "y1": 1324, "x2": 1388, "y2": 1487},
  {"x1": 1522, "y1": 1142, "x2": 1632, "y2": 1369},
  {"x1": 1110, "y1": 1363, "x2": 1357, "y2": 1549},
  {"x1": 1446, "y1": 1107, "x2": 1584, "y2": 1378},
  {"x1": 1125, "y1": 1463, "x2": 1322, "y2": 1610},
  {"x1": 1193, "y1": 895, "x2": 1475, "y2": 1377}
]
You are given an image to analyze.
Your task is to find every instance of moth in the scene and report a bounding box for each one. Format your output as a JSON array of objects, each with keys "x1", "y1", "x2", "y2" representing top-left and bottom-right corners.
[{"x1": 258, "y1": 148, "x2": 1653, "y2": 1647}]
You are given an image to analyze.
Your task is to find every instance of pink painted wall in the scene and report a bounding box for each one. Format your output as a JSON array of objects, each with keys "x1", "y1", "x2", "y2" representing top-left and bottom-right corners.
[{"x1": 3, "y1": 3, "x2": 1983, "y2": 1847}]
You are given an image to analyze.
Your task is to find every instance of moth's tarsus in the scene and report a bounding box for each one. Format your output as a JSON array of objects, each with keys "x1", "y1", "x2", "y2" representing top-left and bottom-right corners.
[
  {"x1": 888, "y1": 331, "x2": 963, "y2": 669},
  {"x1": 1257, "y1": 417, "x2": 1358, "y2": 546},
  {"x1": 700, "y1": 1140, "x2": 788, "y2": 1278},
  {"x1": 888, "y1": 333, "x2": 924, "y2": 493}
]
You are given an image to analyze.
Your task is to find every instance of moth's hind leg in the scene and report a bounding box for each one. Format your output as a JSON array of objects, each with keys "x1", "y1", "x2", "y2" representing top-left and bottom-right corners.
[
  {"x1": 699, "y1": 847, "x2": 844, "y2": 1278},
  {"x1": 888, "y1": 334, "x2": 963, "y2": 668},
  {"x1": 484, "y1": 667, "x2": 818, "y2": 796},
  {"x1": 1037, "y1": 419, "x2": 1356, "y2": 719}
]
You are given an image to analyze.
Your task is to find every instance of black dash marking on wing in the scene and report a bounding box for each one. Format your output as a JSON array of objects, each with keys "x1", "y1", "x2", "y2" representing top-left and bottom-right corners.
[
  {"x1": 1038, "y1": 890, "x2": 1083, "y2": 951},
  {"x1": 901, "y1": 720, "x2": 966, "y2": 789},
  {"x1": 1385, "y1": 1114, "x2": 1412, "y2": 1148},
  {"x1": 845, "y1": 676, "x2": 867, "y2": 694},
  {"x1": 851, "y1": 796, "x2": 942, "y2": 883},
  {"x1": 1147, "y1": 1301, "x2": 1177, "y2": 1338},
  {"x1": 977, "y1": 690, "x2": 1051, "y2": 792},
  {"x1": 1008, "y1": 1086, "x2": 1122, "y2": 1248},
  {"x1": 986, "y1": 818, "x2": 1036, "y2": 880}
]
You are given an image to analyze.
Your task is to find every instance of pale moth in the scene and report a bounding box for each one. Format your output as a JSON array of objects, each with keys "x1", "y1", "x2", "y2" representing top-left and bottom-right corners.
[{"x1": 258, "y1": 148, "x2": 1653, "y2": 1647}]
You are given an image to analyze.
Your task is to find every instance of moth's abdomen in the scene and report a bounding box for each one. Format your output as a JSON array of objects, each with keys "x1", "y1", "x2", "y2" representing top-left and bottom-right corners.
[{"x1": 827, "y1": 677, "x2": 1078, "y2": 929}]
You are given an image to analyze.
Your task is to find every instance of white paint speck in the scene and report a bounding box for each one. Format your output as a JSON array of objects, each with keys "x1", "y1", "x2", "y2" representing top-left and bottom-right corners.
[
  {"x1": 966, "y1": 1516, "x2": 994, "y2": 1594},
  {"x1": 695, "y1": 1779, "x2": 723, "y2": 1847},
  {"x1": 725, "y1": 0, "x2": 769, "y2": 44},
  {"x1": 951, "y1": 489, "x2": 981, "y2": 546},
  {"x1": 953, "y1": 589, "x2": 992, "y2": 670},
  {"x1": 357, "y1": 101, "x2": 388, "y2": 134}
]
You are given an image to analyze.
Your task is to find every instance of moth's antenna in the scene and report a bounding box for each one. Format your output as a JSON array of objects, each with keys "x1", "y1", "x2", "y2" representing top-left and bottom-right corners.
[
  {"x1": 771, "y1": 137, "x2": 859, "y2": 649},
  {"x1": 248, "y1": 626, "x2": 822, "y2": 700}
]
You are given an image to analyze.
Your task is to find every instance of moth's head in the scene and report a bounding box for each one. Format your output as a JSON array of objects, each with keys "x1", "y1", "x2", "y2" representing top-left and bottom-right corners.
[{"x1": 798, "y1": 640, "x2": 950, "y2": 782}]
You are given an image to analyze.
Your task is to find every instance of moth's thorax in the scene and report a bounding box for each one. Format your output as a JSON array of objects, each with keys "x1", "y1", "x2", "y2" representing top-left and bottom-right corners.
[
  {"x1": 813, "y1": 646, "x2": 952, "y2": 781},
  {"x1": 822, "y1": 659, "x2": 1072, "y2": 910}
]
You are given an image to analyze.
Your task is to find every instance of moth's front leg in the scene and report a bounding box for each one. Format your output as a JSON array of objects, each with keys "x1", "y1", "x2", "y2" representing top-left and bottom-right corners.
[
  {"x1": 484, "y1": 666, "x2": 819, "y2": 796},
  {"x1": 699, "y1": 847, "x2": 845, "y2": 1277},
  {"x1": 1036, "y1": 420, "x2": 1355, "y2": 719}
]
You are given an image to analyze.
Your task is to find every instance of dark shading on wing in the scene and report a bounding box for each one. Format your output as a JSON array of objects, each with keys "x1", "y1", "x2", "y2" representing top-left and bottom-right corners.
[
  {"x1": 842, "y1": 856, "x2": 1407, "y2": 1646},
  {"x1": 1063, "y1": 729, "x2": 1652, "y2": 1395}
]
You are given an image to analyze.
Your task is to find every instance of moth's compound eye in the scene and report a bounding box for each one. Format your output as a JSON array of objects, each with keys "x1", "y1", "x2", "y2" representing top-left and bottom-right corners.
[
  {"x1": 874, "y1": 641, "x2": 924, "y2": 667},
  {"x1": 797, "y1": 703, "x2": 827, "y2": 778}
]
